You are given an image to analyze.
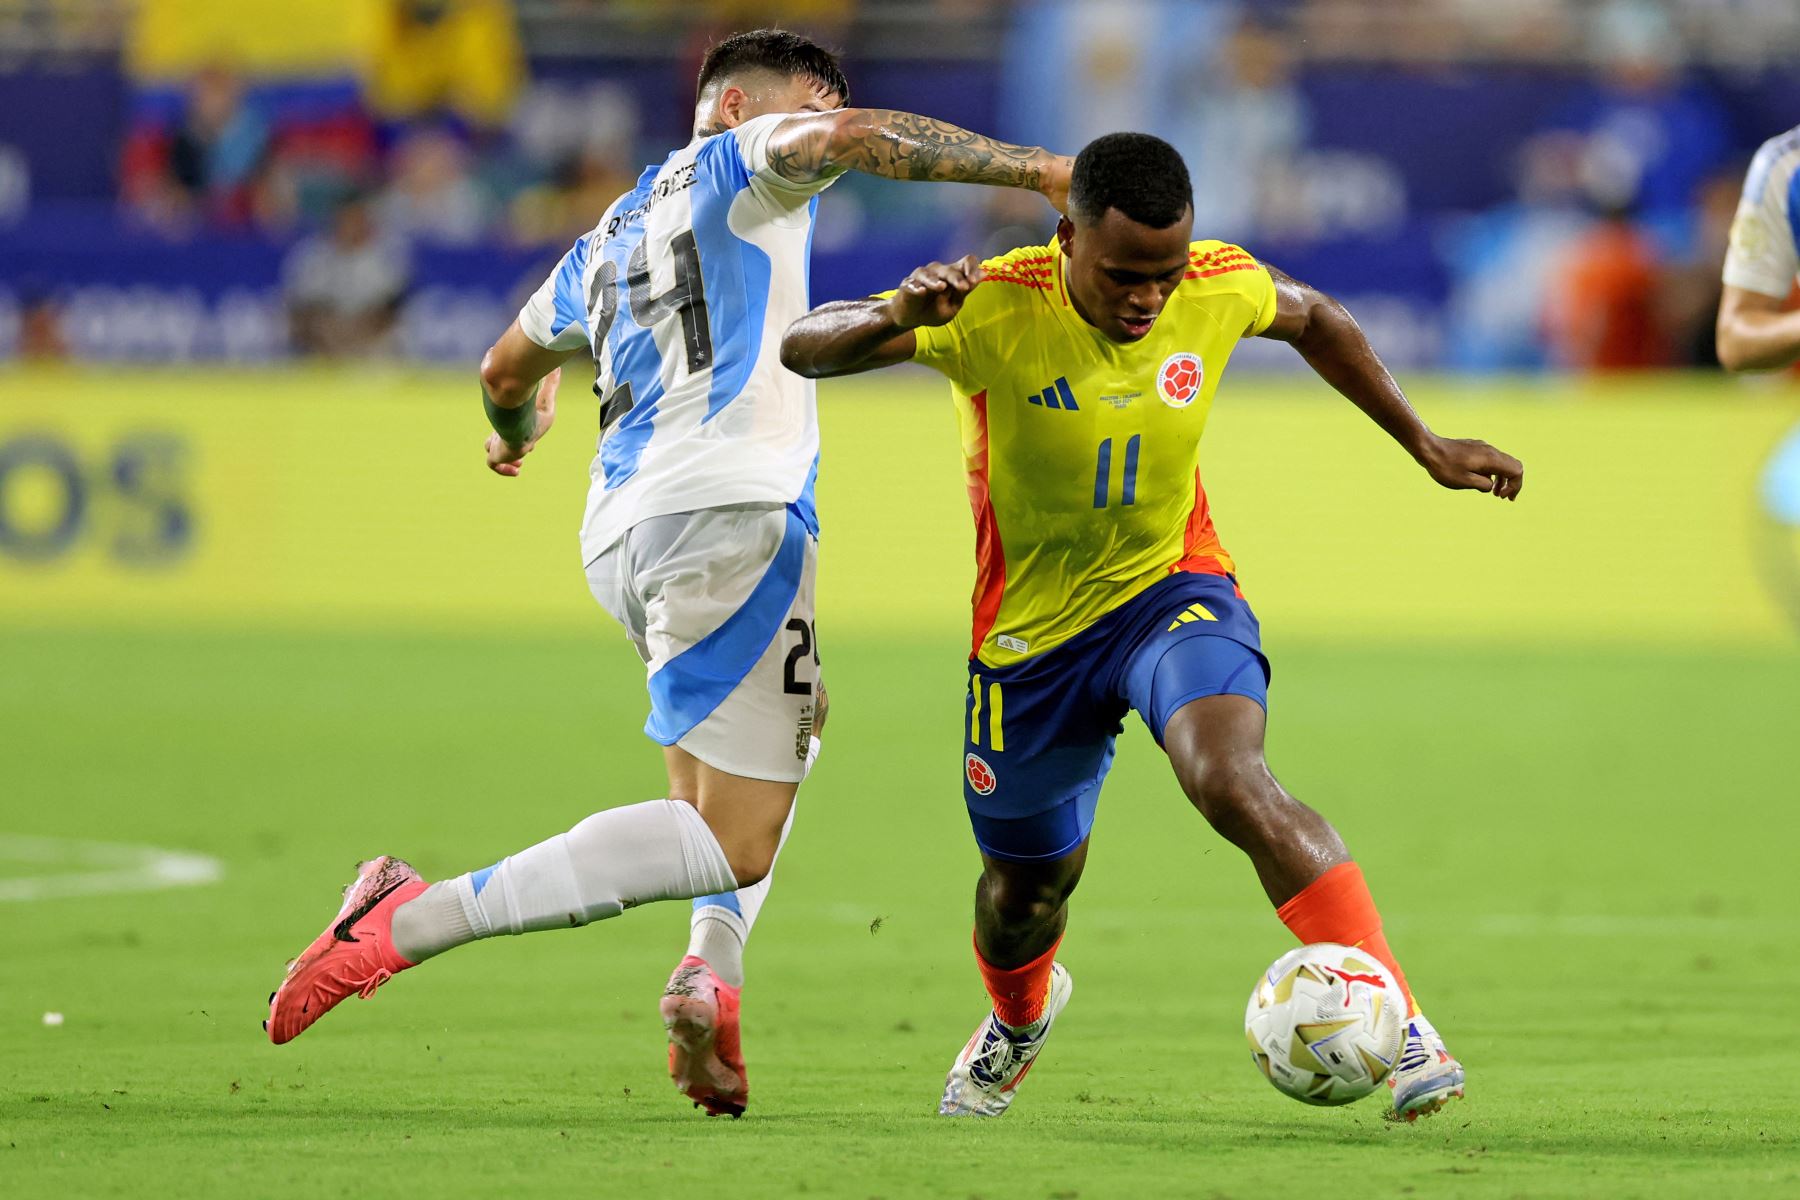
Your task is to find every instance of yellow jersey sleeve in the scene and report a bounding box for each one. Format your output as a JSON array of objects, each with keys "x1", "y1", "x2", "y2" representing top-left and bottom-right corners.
[
  {"x1": 909, "y1": 312, "x2": 976, "y2": 391},
  {"x1": 1249, "y1": 264, "x2": 1278, "y2": 336},
  {"x1": 1186, "y1": 241, "x2": 1278, "y2": 338}
]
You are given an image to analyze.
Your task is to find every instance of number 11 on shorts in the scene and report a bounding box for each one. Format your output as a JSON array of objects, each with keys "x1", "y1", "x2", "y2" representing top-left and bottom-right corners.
[{"x1": 970, "y1": 675, "x2": 1005, "y2": 751}]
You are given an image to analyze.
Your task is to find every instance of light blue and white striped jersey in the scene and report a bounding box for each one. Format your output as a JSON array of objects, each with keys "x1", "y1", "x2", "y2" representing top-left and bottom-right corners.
[
  {"x1": 518, "y1": 114, "x2": 840, "y2": 562},
  {"x1": 1724, "y1": 124, "x2": 1800, "y2": 299}
]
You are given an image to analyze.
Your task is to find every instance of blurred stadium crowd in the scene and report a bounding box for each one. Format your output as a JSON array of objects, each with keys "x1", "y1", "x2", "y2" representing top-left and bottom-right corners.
[{"x1": 1, "y1": 0, "x2": 1796, "y2": 369}]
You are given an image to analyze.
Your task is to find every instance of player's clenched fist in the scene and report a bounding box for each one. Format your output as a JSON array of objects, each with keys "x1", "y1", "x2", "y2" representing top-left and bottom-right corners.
[
  {"x1": 1416, "y1": 434, "x2": 1524, "y2": 500},
  {"x1": 486, "y1": 367, "x2": 560, "y2": 477},
  {"x1": 884, "y1": 255, "x2": 983, "y2": 329}
]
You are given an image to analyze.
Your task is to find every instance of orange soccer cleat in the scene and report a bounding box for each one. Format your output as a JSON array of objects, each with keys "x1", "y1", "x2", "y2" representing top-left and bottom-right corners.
[
  {"x1": 265, "y1": 856, "x2": 427, "y2": 1045},
  {"x1": 660, "y1": 955, "x2": 748, "y2": 1117}
]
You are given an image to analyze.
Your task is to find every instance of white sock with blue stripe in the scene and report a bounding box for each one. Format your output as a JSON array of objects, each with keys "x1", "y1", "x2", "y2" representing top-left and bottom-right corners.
[
  {"x1": 391, "y1": 798, "x2": 738, "y2": 964},
  {"x1": 684, "y1": 735, "x2": 819, "y2": 988}
]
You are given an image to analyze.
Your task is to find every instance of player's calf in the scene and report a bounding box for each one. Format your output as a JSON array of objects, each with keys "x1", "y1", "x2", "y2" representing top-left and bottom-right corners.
[{"x1": 973, "y1": 855, "x2": 1083, "y2": 966}]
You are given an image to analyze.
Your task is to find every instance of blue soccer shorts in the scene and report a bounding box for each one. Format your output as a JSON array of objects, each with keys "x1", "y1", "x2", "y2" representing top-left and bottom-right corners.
[{"x1": 960, "y1": 572, "x2": 1270, "y2": 863}]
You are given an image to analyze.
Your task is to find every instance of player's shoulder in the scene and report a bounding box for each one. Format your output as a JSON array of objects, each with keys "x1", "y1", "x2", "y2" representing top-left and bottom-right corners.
[
  {"x1": 1749, "y1": 124, "x2": 1800, "y2": 163},
  {"x1": 1171, "y1": 240, "x2": 1269, "y2": 310},
  {"x1": 949, "y1": 241, "x2": 1060, "y2": 330},
  {"x1": 977, "y1": 242, "x2": 1061, "y2": 295},
  {"x1": 1744, "y1": 126, "x2": 1800, "y2": 198},
  {"x1": 1184, "y1": 240, "x2": 1263, "y2": 283}
]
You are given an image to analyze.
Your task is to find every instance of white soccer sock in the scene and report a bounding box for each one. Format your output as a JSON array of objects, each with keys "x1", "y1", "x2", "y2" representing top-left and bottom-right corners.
[
  {"x1": 684, "y1": 735, "x2": 819, "y2": 987},
  {"x1": 391, "y1": 798, "x2": 737, "y2": 963}
]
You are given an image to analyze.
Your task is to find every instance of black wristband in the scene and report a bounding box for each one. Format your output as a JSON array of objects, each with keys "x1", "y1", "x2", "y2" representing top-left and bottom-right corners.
[{"x1": 482, "y1": 384, "x2": 538, "y2": 447}]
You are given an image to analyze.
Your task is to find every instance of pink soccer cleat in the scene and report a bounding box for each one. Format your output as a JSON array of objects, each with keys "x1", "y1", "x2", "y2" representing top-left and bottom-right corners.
[
  {"x1": 265, "y1": 856, "x2": 427, "y2": 1045},
  {"x1": 660, "y1": 955, "x2": 748, "y2": 1117}
]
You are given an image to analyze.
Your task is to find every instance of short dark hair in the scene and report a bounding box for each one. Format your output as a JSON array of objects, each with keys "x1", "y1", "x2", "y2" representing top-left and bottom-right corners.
[
  {"x1": 1068, "y1": 132, "x2": 1192, "y2": 228},
  {"x1": 696, "y1": 28, "x2": 849, "y2": 106}
]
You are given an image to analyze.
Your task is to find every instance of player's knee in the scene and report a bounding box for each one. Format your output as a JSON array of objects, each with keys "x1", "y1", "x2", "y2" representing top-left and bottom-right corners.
[
  {"x1": 726, "y1": 860, "x2": 771, "y2": 890},
  {"x1": 722, "y1": 844, "x2": 774, "y2": 889},
  {"x1": 1179, "y1": 753, "x2": 1283, "y2": 841},
  {"x1": 703, "y1": 814, "x2": 780, "y2": 888}
]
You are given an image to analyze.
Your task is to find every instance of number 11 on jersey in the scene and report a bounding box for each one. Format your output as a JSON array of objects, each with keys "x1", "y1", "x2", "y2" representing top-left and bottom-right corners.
[{"x1": 1094, "y1": 434, "x2": 1142, "y2": 508}]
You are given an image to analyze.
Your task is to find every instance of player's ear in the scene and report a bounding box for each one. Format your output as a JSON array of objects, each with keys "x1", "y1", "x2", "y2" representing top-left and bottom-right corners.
[
  {"x1": 717, "y1": 84, "x2": 750, "y2": 129},
  {"x1": 1056, "y1": 215, "x2": 1075, "y2": 256}
]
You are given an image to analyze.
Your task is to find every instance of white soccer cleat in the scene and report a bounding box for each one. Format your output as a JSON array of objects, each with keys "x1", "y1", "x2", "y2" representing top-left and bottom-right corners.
[
  {"x1": 938, "y1": 961, "x2": 1073, "y2": 1118},
  {"x1": 1387, "y1": 1012, "x2": 1465, "y2": 1121}
]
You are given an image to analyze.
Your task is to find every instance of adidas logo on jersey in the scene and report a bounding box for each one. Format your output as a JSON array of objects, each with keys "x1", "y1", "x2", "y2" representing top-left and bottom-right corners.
[
  {"x1": 1167, "y1": 603, "x2": 1218, "y2": 631},
  {"x1": 1026, "y1": 377, "x2": 1080, "y2": 411}
]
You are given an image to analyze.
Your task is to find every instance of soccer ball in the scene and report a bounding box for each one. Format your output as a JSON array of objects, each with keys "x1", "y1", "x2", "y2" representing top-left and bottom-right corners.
[{"x1": 1244, "y1": 943, "x2": 1405, "y2": 1105}]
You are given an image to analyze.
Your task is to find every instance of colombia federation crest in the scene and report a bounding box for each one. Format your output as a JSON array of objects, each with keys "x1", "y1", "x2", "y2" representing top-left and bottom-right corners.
[{"x1": 1158, "y1": 352, "x2": 1204, "y2": 408}]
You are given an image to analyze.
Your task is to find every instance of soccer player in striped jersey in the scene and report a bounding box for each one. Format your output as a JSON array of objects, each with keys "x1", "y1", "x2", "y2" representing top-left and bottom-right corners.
[
  {"x1": 264, "y1": 29, "x2": 1072, "y2": 1118},
  {"x1": 1718, "y1": 123, "x2": 1800, "y2": 370},
  {"x1": 1718, "y1": 123, "x2": 1800, "y2": 631},
  {"x1": 782, "y1": 133, "x2": 1523, "y2": 1122}
]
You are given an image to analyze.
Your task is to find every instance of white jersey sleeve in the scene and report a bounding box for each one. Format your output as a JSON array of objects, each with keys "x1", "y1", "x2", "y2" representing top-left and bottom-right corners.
[
  {"x1": 517, "y1": 231, "x2": 601, "y2": 352},
  {"x1": 730, "y1": 113, "x2": 845, "y2": 210},
  {"x1": 1723, "y1": 127, "x2": 1800, "y2": 299}
]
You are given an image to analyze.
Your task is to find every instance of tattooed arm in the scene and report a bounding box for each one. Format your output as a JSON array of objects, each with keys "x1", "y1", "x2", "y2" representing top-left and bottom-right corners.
[{"x1": 764, "y1": 110, "x2": 1071, "y2": 210}]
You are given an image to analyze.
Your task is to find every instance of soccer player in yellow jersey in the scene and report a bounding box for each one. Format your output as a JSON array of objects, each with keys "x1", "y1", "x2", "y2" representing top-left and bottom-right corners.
[{"x1": 782, "y1": 133, "x2": 1523, "y2": 1121}]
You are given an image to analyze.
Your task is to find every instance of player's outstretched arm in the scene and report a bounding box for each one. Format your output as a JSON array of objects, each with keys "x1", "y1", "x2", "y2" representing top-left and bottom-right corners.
[
  {"x1": 478, "y1": 319, "x2": 580, "y2": 477},
  {"x1": 1716, "y1": 285, "x2": 1800, "y2": 372},
  {"x1": 763, "y1": 111, "x2": 1072, "y2": 210},
  {"x1": 1257, "y1": 262, "x2": 1524, "y2": 501},
  {"x1": 782, "y1": 255, "x2": 983, "y2": 379}
]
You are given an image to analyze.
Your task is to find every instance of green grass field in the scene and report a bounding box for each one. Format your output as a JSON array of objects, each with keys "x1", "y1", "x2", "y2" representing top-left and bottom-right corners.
[{"x1": 3, "y1": 370, "x2": 1798, "y2": 1197}]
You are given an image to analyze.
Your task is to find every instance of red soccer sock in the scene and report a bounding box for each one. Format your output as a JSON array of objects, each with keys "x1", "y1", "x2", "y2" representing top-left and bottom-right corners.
[
  {"x1": 1275, "y1": 862, "x2": 1419, "y2": 1017},
  {"x1": 974, "y1": 931, "x2": 1061, "y2": 1029}
]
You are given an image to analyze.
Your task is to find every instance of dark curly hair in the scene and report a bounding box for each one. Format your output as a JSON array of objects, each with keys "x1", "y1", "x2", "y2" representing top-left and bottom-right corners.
[
  {"x1": 696, "y1": 28, "x2": 850, "y2": 106},
  {"x1": 1068, "y1": 132, "x2": 1192, "y2": 228}
]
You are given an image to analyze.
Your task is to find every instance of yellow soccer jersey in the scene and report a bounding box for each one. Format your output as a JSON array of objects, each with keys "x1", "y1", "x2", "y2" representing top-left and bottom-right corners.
[{"x1": 910, "y1": 238, "x2": 1277, "y2": 666}]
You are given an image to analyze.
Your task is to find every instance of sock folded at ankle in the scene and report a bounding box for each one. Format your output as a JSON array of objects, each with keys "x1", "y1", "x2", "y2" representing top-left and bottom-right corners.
[{"x1": 975, "y1": 931, "x2": 1061, "y2": 1030}]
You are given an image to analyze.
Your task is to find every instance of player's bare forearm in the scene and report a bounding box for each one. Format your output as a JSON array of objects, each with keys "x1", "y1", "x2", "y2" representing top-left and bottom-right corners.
[
  {"x1": 783, "y1": 256, "x2": 983, "y2": 379},
  {"x1": 780, "y1": 299, "x2": 914, "y2": 379},
  {"x1": 766, "y1": 110, "x2": 1071, "y2": 208},
  {"x1": 1716, "y1": 285, "x2": 1800, "y2": 372},
  {"x1": 1256, "y1": 264, "x2": 1426, "y2": 449},
  {"x1": 480, "y1": 321, "x2": 572, "y2": 410},
  {"x1": 1258, "y1": 262, "x2": 1524, "y2": 500},
  {"x1": 479, "y1": 321, "x2": 576, "y2": 474}
]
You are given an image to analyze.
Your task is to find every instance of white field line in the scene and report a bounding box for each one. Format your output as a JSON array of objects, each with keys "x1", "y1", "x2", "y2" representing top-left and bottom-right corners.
[{"x1": 0, "y1": 834, "x2": 224, "y2": 902}]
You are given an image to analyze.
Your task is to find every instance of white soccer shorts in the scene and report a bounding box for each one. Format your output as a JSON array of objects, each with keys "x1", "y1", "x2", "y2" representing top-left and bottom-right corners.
[{"x1": 586, "y1": 502, "x2": 820, "y2": 783}]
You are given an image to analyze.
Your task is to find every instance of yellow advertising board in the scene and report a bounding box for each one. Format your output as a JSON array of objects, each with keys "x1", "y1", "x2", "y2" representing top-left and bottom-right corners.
[{"x1": 0, "y1": 367, "x2": 1795, "y2": 647}]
